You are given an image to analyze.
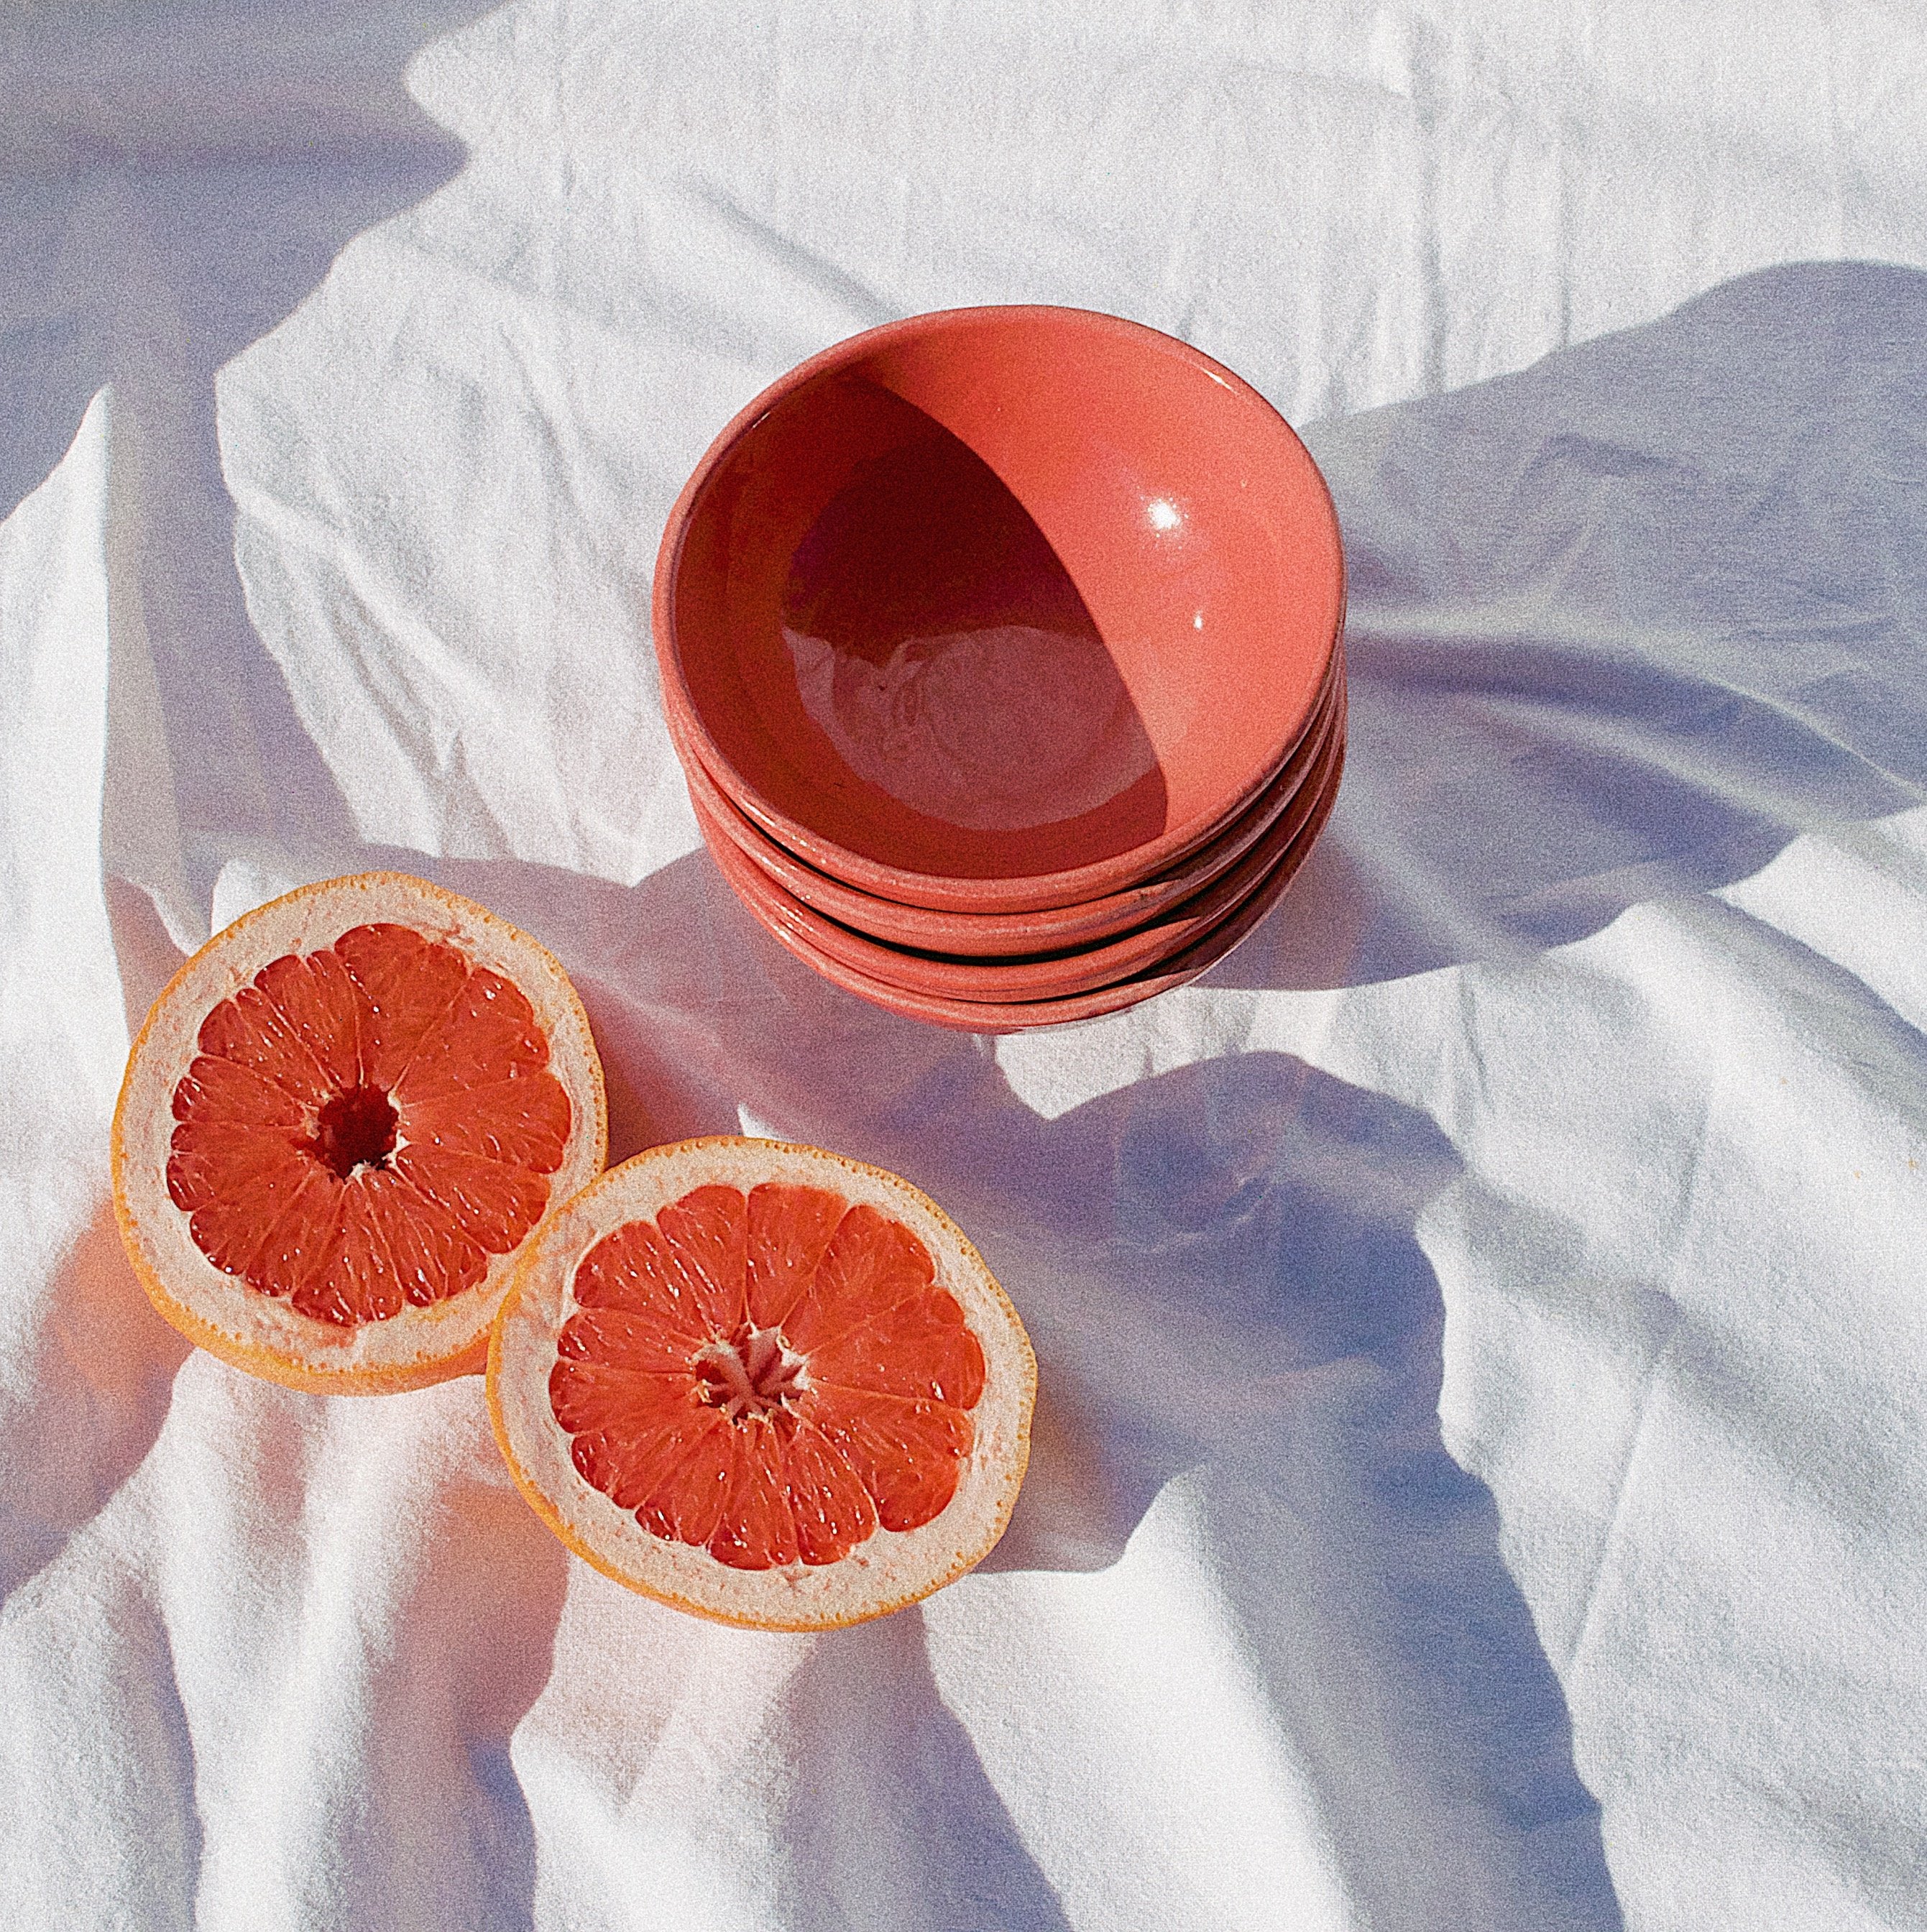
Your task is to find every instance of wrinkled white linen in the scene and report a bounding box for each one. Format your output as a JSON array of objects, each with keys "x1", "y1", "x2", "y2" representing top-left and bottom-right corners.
[{"x1": 4, "y1": 2, "x2": 1927, "y2": 1928}]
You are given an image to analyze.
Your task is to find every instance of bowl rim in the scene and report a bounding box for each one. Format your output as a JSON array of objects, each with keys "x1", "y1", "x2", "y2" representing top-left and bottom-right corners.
[
  {"x1": 714, "y1": 726, "x2": 1347, "y2": 1033},
  {"x1": 653, "y1": 302, "x2": 1346, "y2": 914},
  {"x1": 673, "y1": 640, "x2": 1346, "y2": 956},
  {"x1": 696, "y1": 682, "x2": 1346, "y2": 1003}
]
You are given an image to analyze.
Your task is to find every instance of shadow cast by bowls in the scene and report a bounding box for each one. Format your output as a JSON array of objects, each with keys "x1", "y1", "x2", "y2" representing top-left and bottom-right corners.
[
  {"x1": 428, "y1": 843, "x2": 1620, "y2": 1926},
  {"x1": 1210, "y1": 259, "x2": 1927, "y2": 992}
]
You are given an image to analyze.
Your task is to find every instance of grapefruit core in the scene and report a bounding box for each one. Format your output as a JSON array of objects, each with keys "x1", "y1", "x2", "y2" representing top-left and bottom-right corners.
[
  {"x1": 488, "y1": 1137, "x2": 1035, "y2": 1628},
  {"x1": 111, "y1": 873, "x2": 607, "y2": 1394}
]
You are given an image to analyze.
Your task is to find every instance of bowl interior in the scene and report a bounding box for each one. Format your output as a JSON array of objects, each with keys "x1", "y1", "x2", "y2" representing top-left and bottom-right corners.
[{"x1": 663, "y1": 308, "x2": 1343, "y2": 883}]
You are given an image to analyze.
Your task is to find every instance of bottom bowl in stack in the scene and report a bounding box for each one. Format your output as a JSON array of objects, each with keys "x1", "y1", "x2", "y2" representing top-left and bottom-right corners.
[{"x1": 686, "y1": 684, "x2": 1346, "y2": 1032}]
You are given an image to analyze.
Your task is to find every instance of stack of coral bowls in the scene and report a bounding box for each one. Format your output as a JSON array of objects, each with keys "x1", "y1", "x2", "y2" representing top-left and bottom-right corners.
[{"x1": 653, "y1": 305, "x2": 1346, "y2": 1032}]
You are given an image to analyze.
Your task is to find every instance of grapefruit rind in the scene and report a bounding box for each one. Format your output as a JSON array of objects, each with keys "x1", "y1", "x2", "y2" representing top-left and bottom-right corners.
[
  {"x1": 111, "y1": 873, "x2": 608, "y2": 1394},
  {"x1": 487, "y1": 1136, "x2": 1036, "y2": 1629}
]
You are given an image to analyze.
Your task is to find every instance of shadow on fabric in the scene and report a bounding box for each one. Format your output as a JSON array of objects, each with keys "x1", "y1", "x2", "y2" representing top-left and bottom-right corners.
[
  {"x1": 0, "y1": 1204, "x2": 192, "y2": 1604},
  {"x1": 0, "y1": 0, "x2": 486, "y2": 897},
  {"x1": 774, "y1": 1608, "x2": 1077, "y2": 1932},
  {"x1": 0, "y1": 5, "x2": 525, "y2": 1923},
  {"x1": 51, "y1": 257, "x2": 1927, "y2": 1932},
  {"x1": 1212, "y1": 259, "x2": 1927, "y2": 993},
  {"x1": 420, "y1": 844, "x2": 1622, "y2": 1930}
]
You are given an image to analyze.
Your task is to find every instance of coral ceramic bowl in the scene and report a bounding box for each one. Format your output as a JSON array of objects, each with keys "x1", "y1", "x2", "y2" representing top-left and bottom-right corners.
[
  {"x1": 655, "y1": 305, "x2": 1345, "y2": 916},
  {"x1": 671, "y1": 642, "x2": 1345, "y2": 957},
  {"x1": 692, "y1": 686, "x2": 1345, "y2": 1006}
]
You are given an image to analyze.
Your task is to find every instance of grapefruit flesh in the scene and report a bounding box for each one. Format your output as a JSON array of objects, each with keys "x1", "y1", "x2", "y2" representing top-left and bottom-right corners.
[
  {"x1": 490, "y1": 1138, "x2": 1034, "y2": 1627},
  {"x1": 167, "y1": 924, "x2": 569, "y2": 1325},
  {"x1": 114, "y1": 875, "x2": 607, "y2": 1392},
  {"x1": 554, "y1": 1185, "x2": 985, "y2": 1567}
]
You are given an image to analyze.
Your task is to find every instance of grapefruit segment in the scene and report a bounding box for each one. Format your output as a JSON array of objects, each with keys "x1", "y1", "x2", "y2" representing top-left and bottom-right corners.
[
  {"x1": 196, "y1": 980, "x2": 337, "y2": 1105},
  {"x1": 175, "y1": 1152, "x2": 333, "y2": 1297},
  {"x1": 653, "y1": 1185, "x2": 750, "y2": 1333},
  {"x1": 334, "y1": 921, "x2": 470, "y2": 1087},
  {"x1": 112, "y1": 874, "x2": 607, "y2": 1393},
  {"x1": 298, "y1": 1182, "x2": 409, "y2": 1325},
  {"x1": 254, "y1": 948, "x2": 364, "y2": 1092},
  {"x1": 573, "y1": 1220, "x2": 719, "y2": 1333},
  {"x1": 808, "y1": 1386, "x2": 974, "y2": 1532},
  {"x1": 390, "y1": 965, "x2": 550, "y2": 1100},
  {"x1": 781, "y1": 1421, "x2": 879, "y2": 1565},
  {"x1": 489, "y1": 1136, "x2": 1034, "y2": 1628},
  {"x1": 403, "y1": 1080, "x2": 574, "y2": 1170},
  {"x1": 806, "y1": 1287, "x2": 987, "y2": 1405},
  {"x1": 172, "y1": 1052, "x2": 307, "y2": 1129},
  {"x1": 638, "y1": 1414, "x2": 738, "y2": 1547},
  {"x1": 781, "y1": 1204, "x2": 936, "y2": 1352},
  {"x1": 548, "y1": 1357, "x2": 691, "y2": 1436},
  {"x1": 744, "y1": 1182, "x2": 846, "y2": 1328},
  {"x1": 356, "y1": 1173, "x2": 484, "y2": 1309},
  {"x1": 709, "y1": 1436, "x2": 802, "y2": 1570},
  {"x1": 558, "y1": 1302, "x2": 705, "y2": 1375},
  {"x1": 388, "y1": 1143, "x2": 552, "y2": 1251}
]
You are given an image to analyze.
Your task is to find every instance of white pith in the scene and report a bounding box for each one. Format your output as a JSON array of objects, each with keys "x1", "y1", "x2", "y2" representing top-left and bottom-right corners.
[
  {"x1": 489, "y1": 1137, "x2": 1036, "y2": 1629},
  {"x1": 113, "y1": 873, "x2": 606, "y2": 1387}
]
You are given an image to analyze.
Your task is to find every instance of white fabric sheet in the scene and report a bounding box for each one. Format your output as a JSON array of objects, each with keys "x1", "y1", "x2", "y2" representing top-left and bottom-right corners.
[{"x1": 4, "y1": 2, "x2": 1927, "y2": 1926}]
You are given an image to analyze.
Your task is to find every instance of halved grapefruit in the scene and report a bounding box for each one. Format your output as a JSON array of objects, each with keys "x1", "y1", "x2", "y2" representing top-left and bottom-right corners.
[
  {"x1": 488, "y1": 1137, "x2": 1035, "y2": 1628},
  {"x1": 111, "y1": 873, "x2": 607, "y2": 1394}
]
